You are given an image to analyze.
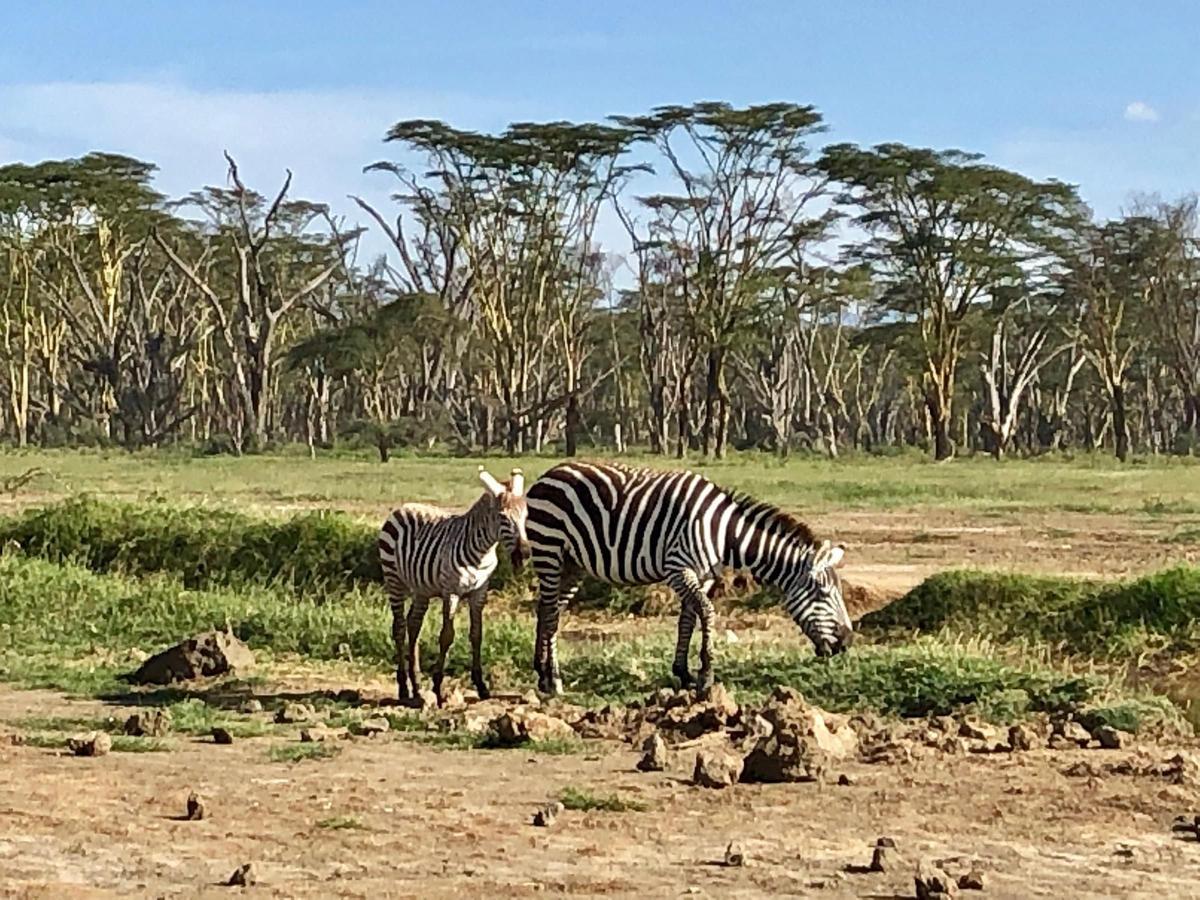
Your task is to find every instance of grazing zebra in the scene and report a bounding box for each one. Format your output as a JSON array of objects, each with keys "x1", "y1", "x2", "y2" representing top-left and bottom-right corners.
[
  {"x1": 378, "y1": 467, "x2": 530, "y2": 705},
  {"x1": 525, "y1": 461, "x2": 851, "y2": 695}
]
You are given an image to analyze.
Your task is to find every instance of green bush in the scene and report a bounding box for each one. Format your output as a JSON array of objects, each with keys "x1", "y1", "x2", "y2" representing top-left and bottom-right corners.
[
  {"x1": 0, "y1": 496, "x2": 527, "y2": 596},
  {"x1": 861, "y1": 567, "x2": 1200, "y2": 658}
]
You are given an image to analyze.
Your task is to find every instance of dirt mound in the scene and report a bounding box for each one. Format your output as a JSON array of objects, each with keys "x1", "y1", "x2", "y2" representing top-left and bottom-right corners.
[{"x1": 130, "y1": 630, "x2": 254, "y2": 685}]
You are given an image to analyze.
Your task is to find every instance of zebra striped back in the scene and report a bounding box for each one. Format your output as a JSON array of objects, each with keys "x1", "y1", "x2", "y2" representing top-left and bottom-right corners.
[{"x1": 526, "y1": 461, "x2": 851, "y2": 655}]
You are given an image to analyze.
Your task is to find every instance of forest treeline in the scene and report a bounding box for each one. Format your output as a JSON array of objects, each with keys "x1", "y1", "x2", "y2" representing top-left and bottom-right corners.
[{"x1": 1, "y1": 102, "x2": 1197, "y2": 461}]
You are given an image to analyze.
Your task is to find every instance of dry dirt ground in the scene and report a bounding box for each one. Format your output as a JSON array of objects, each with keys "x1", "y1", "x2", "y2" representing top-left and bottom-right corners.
[
  {"x1": 2, "y1": 684, "x2": 1200, "y2": 900},
  {"x1": 1, "y1": 491, "x2": 1197, "y2": 897}
]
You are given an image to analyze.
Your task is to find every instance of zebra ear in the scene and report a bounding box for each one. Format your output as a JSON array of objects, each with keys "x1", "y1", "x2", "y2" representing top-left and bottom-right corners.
[
  {"x1": 825, "y1": 544, "x2": 846, "y2": 569},
  {"x1": 813, "y1": 540, "x2": 845, "y2": 571},
  {"x1": 510, "y1": 468, "x2": 525, "y2": 496},
  {"x1": 478, "y1": 466, "x2": 504, "y2": 497}
]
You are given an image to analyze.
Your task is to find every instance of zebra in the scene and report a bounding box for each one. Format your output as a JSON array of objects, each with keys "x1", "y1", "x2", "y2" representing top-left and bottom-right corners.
[
  {"x1": 524, "y1": 461, "x2": 852, "y2": 695},
  {"x1": 378, "y1": 466, "x2": 530, "y2": 705}
]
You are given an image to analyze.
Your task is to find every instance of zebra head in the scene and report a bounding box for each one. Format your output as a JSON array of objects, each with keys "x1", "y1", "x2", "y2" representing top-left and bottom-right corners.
[
  {"x1": 479, "y1": 466, "x2": 530, "y2": 570},
  {"x1": 785, "y1": 540, "x2": 852, "y2": 658}
]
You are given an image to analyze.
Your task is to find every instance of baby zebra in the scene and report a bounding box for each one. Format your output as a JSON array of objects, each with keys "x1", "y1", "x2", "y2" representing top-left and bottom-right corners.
[{"x1": 378, "y1": 467, "x2": 529, "y2": 705}]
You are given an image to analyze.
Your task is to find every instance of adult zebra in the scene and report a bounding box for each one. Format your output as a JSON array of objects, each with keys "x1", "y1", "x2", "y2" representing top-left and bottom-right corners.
[
  {"x1": 378, "y1": 467, "x2": 529, "y2": 705},
  {"x1": 525, "y1": 461, "x2": 851, "y2": 694}
]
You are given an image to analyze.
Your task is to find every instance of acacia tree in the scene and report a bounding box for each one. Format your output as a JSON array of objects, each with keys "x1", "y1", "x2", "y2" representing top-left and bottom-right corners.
[
  {"x1": 155, "y1": 154, "x2": 346, "y2": 449},
  {"x1": 821, "y1": 143, "x2": 1082, "y2": 459},
  {"x1": 1134, "y1": 197, "x2": 1200, "y2": 440},
  {"x1": 614, "y1": 102, "x2": 831, "y2": 458},
  {"x1": 373, "y1": 119, "x2": 637, "y2": 453},
  {"x1": 1067, "y1": 217, "x2": 1154, "y2": 461}
]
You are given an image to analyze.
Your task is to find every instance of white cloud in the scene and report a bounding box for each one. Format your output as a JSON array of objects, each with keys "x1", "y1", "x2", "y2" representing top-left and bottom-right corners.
[
  {"x1": 0, "y1": 80, "x2": 534, "y2": 260},
  {"x1": 1123, "y1": 100, "x2": 1159, "y2": 123}
]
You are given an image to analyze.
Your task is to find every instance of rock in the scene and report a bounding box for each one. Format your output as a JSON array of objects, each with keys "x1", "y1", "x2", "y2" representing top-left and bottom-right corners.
[
  {"x1": 723, "y1": 841, "x2": 745, "y2": 867},
  {"x1": 968, "y1": 739, "x2": 1011, "y2": 755},
  {"x1": 300, "y1": 724, "x2": 331, "y2": 743},
  {"x1": 741, "y1": 730, "x2": 826, "y2": 783},
  {"x1": 940, "y1": 736, "x2": 967, "y2": 755},
  {"x1": 334, "y1": 688, "x2": 362, "y2": 705},
  {"x1": 532, "y1": 800, "x2": 564, "y2": 827},
  {"x1": 837, "y1": 773, "x2": 854, "y2": 786},
  {"x1": 862, "y1": 740, "x2": 915, "y2": 765},
  {"x1": 1094, "y1": 725, "x2": 1125, "y2": 749},
  {"x1": 699, "y1": 683, "x2": 740, "y2": 721},
  {"x1": 915, "y1": 860, "x2": 958, "y2": 899},
  {"x1": 351, "y1": 717, "x2": 390, "y2": 737},
  {"x1": 67, "y1": 732, "x2": 111, "y2": 757},
  {"x1": 574, "y1": 705, "x2": 627, "y2": 741},
  {"x1": 637, "y1": 733, "x2": 668, "y2": 772},
  {"x1": 1048, "y1": 734, "x2": 1078, "y2": 751},
  {"x1": 490, "y1": 711, "x2": 575, "y2": 747},
  {"x1": 273, "y1": 703, "x2": 316, "y2": 725},
  {"x1": 1008, "y1": 724, "x2": 1036, "y2": 751},
  {"x1": 957, "y1": 719, "x2": 995, "y2": 742},
  {"x1": 870, "y1": 837, "x2": 899, "y2": 872},
  {"x1": 227, "y1": 863, "x2": 256, "y2": 887},
  {"x1": 186, "y1": 791, "x2": 206, "y2": 821},
  {"x1": 415, "y1": 688, "x2": 439, "y2": 710},
  {"x1": 958, "y1": 868, "x2": 985, "y2": 890},
  {"x1": 1171, "y1": 814, "x2": 1200, "y2": 841},
  {"x1": 211, "y1": 727, "x2": 234, "y2": 745},
  {"x1": 932, "y1": 715, "x2": 958, "y2": 734},
  {"x1": 124, "y1": 708, "x2": 172, "y2": 737},
  {"x1": 521, "y1": 690, "x2": 542, "y2": 708},
  {"x1": 740, "y1": 691, "x2": 858, "y2": 783},
  {"x1": 693, "y1": 750, "x2": 742, "y2": 788},
  {"x1": 239, "y1": 699, "x2": 263, "y2": 714},
  {"x1": 440, "y1": 687, "x2": 467, "y2": 709},
  {"x1": 130, "y1": 630, "x2": 254, "y2": 685},
  {"x1": 1056, "y1": 719, "x2": 1092, "y2": 748}
]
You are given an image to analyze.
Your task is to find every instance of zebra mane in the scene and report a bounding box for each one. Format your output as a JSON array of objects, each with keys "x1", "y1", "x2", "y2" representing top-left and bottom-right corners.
[{"x1": 727, "y1": 490, "x2": 818, "y2": 547}]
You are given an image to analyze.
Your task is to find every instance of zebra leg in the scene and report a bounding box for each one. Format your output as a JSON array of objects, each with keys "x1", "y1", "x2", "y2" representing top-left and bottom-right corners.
[
  {"x1": 536, "y1": 585, "x2": 564, "y2": 695},
  {"x1": 387, "y1": 591, "x2": 410, "y2": 703},
  {"x1": 672, "y1": 598, "x2": 697, "y2": 689},
  {"x1": 667, "y1": 571, "x2": 714, "y2": 691},
  {"x1": 536, "y1": 567, "x2": 579, "y2": 695},
  {"x1": 695, "y1": 586, "x2": 718, "y2": 692},
  {"x1": 432, "y1": 594, "x2": 459, "y2": 706},
  {"x1": 467, "y1": 588, "x2": 489, "y2": 700},
  {"x1": 404, "y1": 594, "x2": 431, "y2": 705}
]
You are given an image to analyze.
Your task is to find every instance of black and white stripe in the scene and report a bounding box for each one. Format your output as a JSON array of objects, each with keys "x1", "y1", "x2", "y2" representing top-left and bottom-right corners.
[
  {"x1": 524, "y1": 461, "x2": 851, "y2": 694},
  {"x1": 378, "y1": 467, "x2": 529, "y2": 705}
]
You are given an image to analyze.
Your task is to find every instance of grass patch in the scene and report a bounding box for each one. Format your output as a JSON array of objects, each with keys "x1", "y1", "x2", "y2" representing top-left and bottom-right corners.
[
  {"x1": 268, "y1": 742, "x2": 341, "y2": 763},
  {"x1": 316, "y1": 815, "x2": 369, "y2": 830},
  {"x1": 559, "y1": 786, "x2": 647, "y2": 813},
  {"x1": 22, "y1": 733, "x2": 169, "y2": 752},
  {"x1": 0, "y1": 495, "x2": 533, "y2": 597},
  {"x1": 0, "y1": 553, "x2": 1181, "y2": 730},
  {"x1": 862, "y1": 567, "x2": 1200, "y2": 659}
]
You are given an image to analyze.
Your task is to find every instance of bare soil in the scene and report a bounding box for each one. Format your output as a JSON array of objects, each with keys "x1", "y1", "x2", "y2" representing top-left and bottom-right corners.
[{"x1": 2, "y1": 684, "x2": 1199, "y2": 899}]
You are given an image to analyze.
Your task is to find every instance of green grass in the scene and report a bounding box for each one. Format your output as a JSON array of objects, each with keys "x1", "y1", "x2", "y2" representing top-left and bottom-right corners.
[
  {"x1": 316, "y1": 816, "x2": 369, "y2": 830},
  {"x1": 22, "y1": 733, "x2": 169, "y2": 752},
  {"x1": 862, "y1": 567, "x2": 1200, "y2": 659},
  {"x1": 559, "y1": 786, "x2": 647, "y2": 813},
  {"x1": 2, "y1": 448, "x2": 1200, "y2": 519},
  {"x1": 0, "y1": 553, "x2": 1166, "y2": 728},
  {"x1": 268, "y1": 742, "x2": 341, "y2": 763}
]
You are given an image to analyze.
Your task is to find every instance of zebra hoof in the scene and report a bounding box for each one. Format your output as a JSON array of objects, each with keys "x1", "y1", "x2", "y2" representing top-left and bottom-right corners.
[
  {"x1": 696, "y1": 670, "x2": 715, "y2": 693},
  {"x1": 672, "y1": 666, "x2": 693, "y2": 690},
  {"x1": 538, "y1": 674, "x2": 563, "y2": 696}
]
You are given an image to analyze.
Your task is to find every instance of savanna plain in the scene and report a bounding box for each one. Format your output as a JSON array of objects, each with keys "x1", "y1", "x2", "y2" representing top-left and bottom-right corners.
[{"x1": 2, "y1": 450, "x2": 1200, "y2": 899}]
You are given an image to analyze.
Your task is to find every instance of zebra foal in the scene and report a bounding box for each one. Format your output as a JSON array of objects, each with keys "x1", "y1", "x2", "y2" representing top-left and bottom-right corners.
[
  {"x1": 525, "y1": 461, "x2": 852, "y2": 695},
  {"x1": 378, "y1": 466, "x2": 529, "y2": 705}
]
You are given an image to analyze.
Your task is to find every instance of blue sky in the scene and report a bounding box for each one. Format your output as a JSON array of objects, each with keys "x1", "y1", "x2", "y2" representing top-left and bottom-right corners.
[{"x1": 1, "y1": 2, "x2": 1196, "y2": 258}]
